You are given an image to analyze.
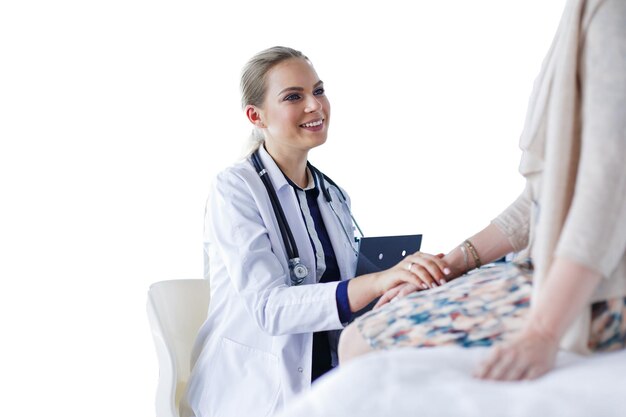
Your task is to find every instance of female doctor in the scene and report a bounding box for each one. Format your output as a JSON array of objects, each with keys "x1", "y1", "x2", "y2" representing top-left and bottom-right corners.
[{"x1": 182, "y1": 46, "x2": 449, "y2": 417}]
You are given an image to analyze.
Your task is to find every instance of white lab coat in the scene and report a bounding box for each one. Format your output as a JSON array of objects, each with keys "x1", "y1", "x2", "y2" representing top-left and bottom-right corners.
[{"x1": 184, "y1": 146, "x2": 358, "y2": 417}]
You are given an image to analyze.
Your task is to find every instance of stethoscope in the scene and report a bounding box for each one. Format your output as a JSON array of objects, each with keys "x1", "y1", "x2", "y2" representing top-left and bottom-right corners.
[{"x1": 250, "y1": 149, "x2": 364, "y2": 286}]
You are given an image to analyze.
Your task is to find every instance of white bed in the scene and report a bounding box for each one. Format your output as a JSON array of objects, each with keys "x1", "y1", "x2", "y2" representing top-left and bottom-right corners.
[{"x1": 275, "y1": 346, "x2": 626, "y2": 417}]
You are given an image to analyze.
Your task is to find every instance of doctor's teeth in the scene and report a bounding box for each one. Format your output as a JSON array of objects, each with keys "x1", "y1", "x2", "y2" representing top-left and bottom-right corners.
[{"x1": 301, "y1": 120, "x2": 323, "y2": 128}]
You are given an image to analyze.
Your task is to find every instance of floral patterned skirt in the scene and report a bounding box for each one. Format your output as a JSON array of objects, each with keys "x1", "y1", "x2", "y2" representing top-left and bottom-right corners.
[{"x1": 355, "y1": 262, "x2": 626, "y2": 352}]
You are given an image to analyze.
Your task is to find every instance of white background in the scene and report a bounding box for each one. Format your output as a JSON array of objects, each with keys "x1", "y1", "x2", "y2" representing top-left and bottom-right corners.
[{"x1": 0, "y1": 1, "x2": 565, "y2": 415}]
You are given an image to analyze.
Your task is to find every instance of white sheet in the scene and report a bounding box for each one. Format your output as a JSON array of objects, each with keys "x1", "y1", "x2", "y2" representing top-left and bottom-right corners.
[{"x1": 276, "y1": 346, "x2": 626, "y2": 417}]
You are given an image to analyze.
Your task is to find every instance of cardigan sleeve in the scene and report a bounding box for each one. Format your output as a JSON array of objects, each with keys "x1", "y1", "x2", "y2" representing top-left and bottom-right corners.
[
  {"x1": 555, "y1": 0, "x2": 626, "y2": 278},
  {"x1": 491, "y1": 184, "x2": 532, "y2": 253}
]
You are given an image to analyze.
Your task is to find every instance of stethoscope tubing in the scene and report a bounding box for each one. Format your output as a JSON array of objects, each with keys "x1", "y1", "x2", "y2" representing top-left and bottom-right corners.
[
  {"x1": 251, "y1": 151, "x2": 300, "y2": 261},
  {"x1": 307, "y1": 162, "x2": 364, "y2": 239},
  {"x1": 250, "y1": 149, "x2": 362, "y2": 284}
]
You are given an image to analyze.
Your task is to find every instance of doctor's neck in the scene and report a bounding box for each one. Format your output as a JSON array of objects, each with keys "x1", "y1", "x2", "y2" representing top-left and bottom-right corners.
[{"x1": 264, "y1": 144, "x2": 309, "y2": 188}]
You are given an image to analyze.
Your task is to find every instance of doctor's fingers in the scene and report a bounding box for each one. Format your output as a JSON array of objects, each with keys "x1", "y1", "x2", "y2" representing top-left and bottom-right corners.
[
  {"x1": 374, "y1": 283, "x2": 420, "y2": 309},
  {"x1": 403, "y1": 254, "x2": 449, "y2": 288},
  {"x1": 374, "y1": 286, "x2": 403, "y2": 309},
  {"x1": 405, "y1": 263, "x2": 437, "y2": 289},
  {"x1": 398, "y1": 283, "x2": 421, "y2": 296},
  {"x1": 385, "y1": 269, "x2": 433, "y2": 292},
  {"x1": 413, "y1": 252, "x2": 451, "y2": 279}
]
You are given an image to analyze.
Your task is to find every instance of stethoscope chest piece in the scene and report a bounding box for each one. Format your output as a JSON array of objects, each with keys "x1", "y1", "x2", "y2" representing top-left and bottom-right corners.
[{"x1": 288, "y1": 258, "x2": 308, "y2": 285}]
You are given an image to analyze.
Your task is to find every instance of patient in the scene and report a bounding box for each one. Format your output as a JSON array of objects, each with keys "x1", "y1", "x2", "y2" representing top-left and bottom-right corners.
[{"x1": 339, "y1": 0, "x2": 626, "y2": 381}]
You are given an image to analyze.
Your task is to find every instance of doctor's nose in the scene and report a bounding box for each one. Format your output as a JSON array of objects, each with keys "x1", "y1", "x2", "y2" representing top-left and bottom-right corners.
[{"x1": 304, "y1": 95, "x2": 323, "y2": 113}]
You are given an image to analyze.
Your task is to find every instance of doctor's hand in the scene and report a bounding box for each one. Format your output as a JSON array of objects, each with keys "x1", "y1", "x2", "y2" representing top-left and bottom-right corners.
[
  {"x1": 348, "y1": 252, "x2": 450, "y2": 313},
  {"x1": 378, "y1": 252, "x2": 450, "y2": 294},
  {"x1": 373, "y1": 253, "x2": 448, "y2": 309},
  {"x1": 374, "y1": 282, "x2": 420, "y2": 309}
]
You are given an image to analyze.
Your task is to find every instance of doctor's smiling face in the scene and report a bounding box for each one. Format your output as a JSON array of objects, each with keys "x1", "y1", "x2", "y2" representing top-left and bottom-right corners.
[{"x1": 246, "y1": 57, "x2": 330, "y2": 159}]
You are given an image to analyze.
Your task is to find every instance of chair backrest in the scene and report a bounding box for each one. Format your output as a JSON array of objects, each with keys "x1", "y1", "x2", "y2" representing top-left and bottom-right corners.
[{"x1": 147, "y1": 279, "x2": 210, "y2": 417}]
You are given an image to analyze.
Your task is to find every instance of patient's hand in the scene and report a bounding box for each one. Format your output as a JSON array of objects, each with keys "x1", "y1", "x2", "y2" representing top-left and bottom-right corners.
[{"x1": 473, "y1": 325, "x2": 559, "y2": 381}]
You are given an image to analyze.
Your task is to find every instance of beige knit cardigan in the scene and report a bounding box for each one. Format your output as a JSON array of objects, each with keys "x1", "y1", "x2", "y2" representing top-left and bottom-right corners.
[{"x1": 492, "y1": 0, "x2": 626, "y2": 354}]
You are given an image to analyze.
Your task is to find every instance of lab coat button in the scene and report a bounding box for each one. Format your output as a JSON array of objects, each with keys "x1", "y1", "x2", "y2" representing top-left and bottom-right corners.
[{"x1": 297, "y1": 367, "x2": 303, "y2": 373}]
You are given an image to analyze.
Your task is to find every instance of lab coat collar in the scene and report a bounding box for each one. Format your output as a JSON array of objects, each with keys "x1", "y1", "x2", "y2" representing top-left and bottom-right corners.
[
  {"x1": 285, "y1": 170, "x2": 316, "y2": 192},
  {"x1": 257, "y1": 145, "x2": 291, "y2": 193},
  {"x1": 257, "y1": 145, "x2": 315, "y2": 192}
]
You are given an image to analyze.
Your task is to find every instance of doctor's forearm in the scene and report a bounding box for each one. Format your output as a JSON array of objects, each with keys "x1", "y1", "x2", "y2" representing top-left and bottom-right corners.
[{"x1": 346, "y1": 275, "x2": 381, "y2": 312}]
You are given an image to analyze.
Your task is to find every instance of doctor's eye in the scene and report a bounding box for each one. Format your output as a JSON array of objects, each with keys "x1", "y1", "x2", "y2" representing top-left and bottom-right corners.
[
  {"x1": 313, "y1": 88, "x2": 325, "y2": 96},
  {"x1": 284, "y1": 93, "x2": 301, "y2": 101}
]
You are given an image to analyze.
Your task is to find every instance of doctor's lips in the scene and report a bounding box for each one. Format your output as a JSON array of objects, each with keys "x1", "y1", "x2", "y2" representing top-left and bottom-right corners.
[{"x1": 299, "y1": 118, "x2": 325, "y2": 131}]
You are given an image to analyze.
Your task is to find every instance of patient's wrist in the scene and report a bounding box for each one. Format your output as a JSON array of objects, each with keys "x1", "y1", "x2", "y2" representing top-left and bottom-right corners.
[
  {"x1": 443, "y1": 246, "x2": 469, "y2": 278},
  {"x1": 523, "y1": 320, "x2": 560, "y2": 346}
]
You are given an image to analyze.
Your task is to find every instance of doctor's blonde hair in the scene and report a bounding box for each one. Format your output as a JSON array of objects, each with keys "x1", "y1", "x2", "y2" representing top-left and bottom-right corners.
[{"x1": 240, "y1": 46, "x2": 308, "y2": 156}]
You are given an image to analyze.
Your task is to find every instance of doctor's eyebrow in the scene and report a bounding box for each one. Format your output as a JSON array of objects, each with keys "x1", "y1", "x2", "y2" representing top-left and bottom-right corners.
[{"x1": 277, "y1": 80, "x2": 324, "y2": 96}]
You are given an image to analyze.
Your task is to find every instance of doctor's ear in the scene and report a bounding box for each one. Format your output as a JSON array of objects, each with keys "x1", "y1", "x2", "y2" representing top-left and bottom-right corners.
[{"x1": 245, "y1": 105, "x2": 266, "y2": 128}]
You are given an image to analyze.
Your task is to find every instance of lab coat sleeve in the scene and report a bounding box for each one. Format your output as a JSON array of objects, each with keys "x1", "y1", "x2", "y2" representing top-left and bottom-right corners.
[
  {"x1": 207, "y1": 169, "x2": 344, "y2": 336},
  {"x1": 555, "y1": 0, "x2": 626, "y2": 278}
]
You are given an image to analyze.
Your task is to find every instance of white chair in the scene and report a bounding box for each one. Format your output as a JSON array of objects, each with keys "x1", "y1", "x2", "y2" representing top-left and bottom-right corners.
[{"x1": 147, "y1": 279, "x2": 210, "y2": 417}]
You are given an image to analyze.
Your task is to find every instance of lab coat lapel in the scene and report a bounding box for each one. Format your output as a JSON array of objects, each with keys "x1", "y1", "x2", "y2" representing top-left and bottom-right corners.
[
  {"x1": 257, "y1": 147, "x2": 316, "y2": 284},
  {"x1": 315, "y1": 178, "x2": 357, "y2": 281}
]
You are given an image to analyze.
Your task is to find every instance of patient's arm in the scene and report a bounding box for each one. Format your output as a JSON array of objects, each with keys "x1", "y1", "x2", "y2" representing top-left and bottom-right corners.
[
  {"x1": 443, "y1": 223, "x2": 514, "y2": 278},
  {"x1": 375, "y1": 223, "x2": 514, "y2": 308},
  {"x1": 475, "y1": 257, "x2": 602, "y2": 381}
]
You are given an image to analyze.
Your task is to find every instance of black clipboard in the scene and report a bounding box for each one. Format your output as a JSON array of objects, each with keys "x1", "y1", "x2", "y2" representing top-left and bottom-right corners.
[
  {"x1": 350, "y1": 234, "x2": 423, "y2": 320},
  {"x1": 355, "y1": 234, "x2": 423, "y2": 276}
]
